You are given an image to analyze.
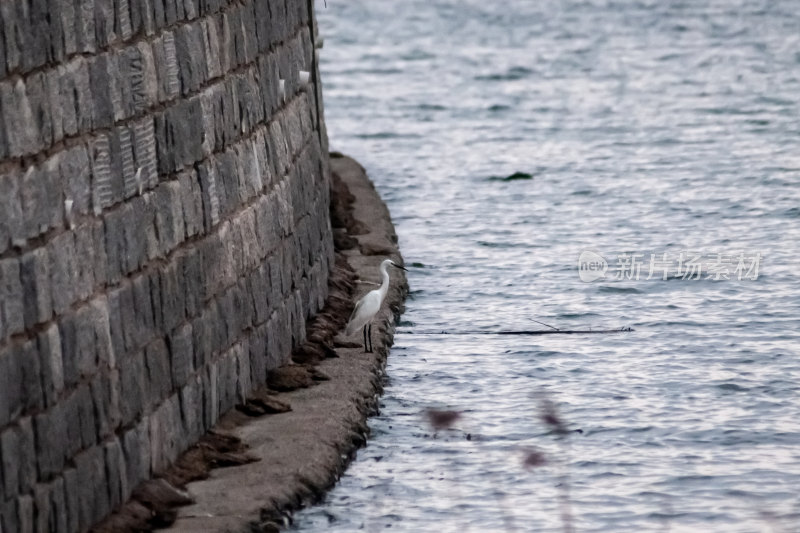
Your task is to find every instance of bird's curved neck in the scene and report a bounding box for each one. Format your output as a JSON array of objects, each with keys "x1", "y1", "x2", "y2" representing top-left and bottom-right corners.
[{"x1": 378, "y1": 263, "x2": 391, "y2": 297}]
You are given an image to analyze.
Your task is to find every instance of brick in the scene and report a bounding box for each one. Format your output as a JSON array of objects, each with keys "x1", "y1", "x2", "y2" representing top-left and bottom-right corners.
[
  {"x1": 60, "y1": 143, "x2": 92, "y2": 216},
  {"x1": 179, "y1": 374, "x2": 203, "y2": 444},
  {"x1": 217, "y1": 348, "x2": 237, "y2": 415},
  {"x1": 91, "y1": 370, "x2": 118, "y2": 440},
  {"x1": 25, "y1": 72, "x2": 52, "y2": 149},
  {"x1": 102, "y1": 204, "x2": 126, "y2": 283},
  {"x1": 0, "y1": 348, "x2": 21, "y2": 427},
  {"x1": 104, "y1": 437, "x2": 129, "y2": 510},
  {"x1": 178, "y1": 170, "x2": 205, "y2": 238},
  {"x1": 73, "y1": 224, "x2": 96, "y2": 302},
  {"x1": 0, "y1": 79, "x2": 40, "y2": 157},
  {"x1": 1, "y1": 417, "x2": 36, "y2": 498},
  {"x1": 1, "y1": 498, "x2": 19, "y2": 533},
  {"x1": 153, "y1": 31, "x2": 180, "y2": 102},
  {"x1": 0, "y1": 258, "x2": 24, "y2": 338},
  {"x1": 168, "y1": 322, "x2": 193, "y2": 388},
  {"x1": 18, "y1": 339, "x2": 44, "y2": 412},
  {"x1": 94, "y1": 0, "x2": 116, "y2": 47},
  {"x1": 119, "y1": 349, "x2": 146, "y2": 424},
  {"x1": 63, "y1": 385, "x2": 91, "y2": 460},
  {"x1": 124, "y1": 196, "x2": 151, "y2": 271},
  {"x1": 248, "y1": 323, "x2": 268, "y2": 387},
  {"x1": 121, "y1": 418, "x2": 150, "y2": 491},
  {"x1": 132, "y1": 274, "x2": 155, "y2": 348},
  {"x1": 34, "y1": 477, "x2": 67, "y2": 533},
  {"x1": 201, "y1": 18, "x2": 223, "y2": 79},
  {"x1": 61, "y1": 57, "x2": 93, "y2": 135},
  {"x1": 74, "y1": 445, "x2": 109, "y2": 527},
  {"x1": 175, "y1": 22, "x2": 207, "y2": 95},
  {"x1": 34, "y1": 403, "x2": 67, "y2": 480},
  {"x1": 59, "y1": 304, "x2": 98, "y2": 388},
  {"x1": 131, "y1": 0, "x2": 156, "y2": 36},
  {"x1": 0, "y1": 169, "x2": 22, "y2": 254},
  {"x1": 132, "y1": 117, "x2": 158, "y2": 191},
  {"x1": 149, "y1": 393, "x2": 183, "y2": 473},
  {"x1": 37, "y1": 324, "x2": 64, "y2": 406},
  {"x1": 154, "y1": 181, "x2": 186, "y2": 255},
  {"x1": 179, "y1": 248, "x2": 202, "y2": 318},
  {"x1": 197, "y1": 159, "x2": 221, "y2": 230},
  {"x1": 90, "y1": 133, "x2": 114, "y2": 214},
  {"x1": 201, "y1": 363, "x2": 219, "y2": 429},
  {"x1": 63, "y1": 468, "x2": 80, "y2": 533},
  {"x1": 145, "y1": 338, "x2": 172, "y2": 408},
  {"x1": 131, "y1": 42, "x2": 158, "y2": 112},
  {"x1": 88, "y1": 53, "x2": 115, "y2": 129},
  {"x1": 17, "y1": 494, "x2": 34, "y2": 533}
]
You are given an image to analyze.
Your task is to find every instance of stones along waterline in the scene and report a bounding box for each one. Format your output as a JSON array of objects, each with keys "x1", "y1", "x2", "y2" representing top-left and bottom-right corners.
[{"x1": 293, "y1": 0, "x2": 800, "y2": 531}]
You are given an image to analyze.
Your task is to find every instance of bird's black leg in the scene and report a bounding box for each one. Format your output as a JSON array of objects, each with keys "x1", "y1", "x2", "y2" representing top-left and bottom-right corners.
[
  {"x1": 368, "y1": 324, "x2": 373, "y2": 353},
  {"x1": 363, "y1": 326, "x2": 369, "y2": 353}
]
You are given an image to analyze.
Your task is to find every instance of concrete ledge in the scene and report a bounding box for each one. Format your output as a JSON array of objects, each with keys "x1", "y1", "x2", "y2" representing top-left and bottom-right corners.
[{"x1": 162, "y1": 154, "x2": 407, "y2": 532}]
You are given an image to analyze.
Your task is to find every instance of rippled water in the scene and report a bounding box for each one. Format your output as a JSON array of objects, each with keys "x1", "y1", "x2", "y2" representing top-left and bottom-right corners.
[{"x1": 294, "y1": 1, "x2": 800, "y2": 531}]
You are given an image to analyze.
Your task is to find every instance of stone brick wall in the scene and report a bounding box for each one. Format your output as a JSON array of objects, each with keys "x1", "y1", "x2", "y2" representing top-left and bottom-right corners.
[{"x1": 0, "y1": 1, "x2": 333, "y2": 531}]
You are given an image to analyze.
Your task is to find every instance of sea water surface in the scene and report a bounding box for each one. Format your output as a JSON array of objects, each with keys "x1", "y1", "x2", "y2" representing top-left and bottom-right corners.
[{"x1": 294, "y1": 1, "x2": 800, "y2": 531}]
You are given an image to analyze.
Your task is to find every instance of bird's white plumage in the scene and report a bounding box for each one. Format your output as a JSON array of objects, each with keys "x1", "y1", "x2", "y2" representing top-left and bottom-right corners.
[{"x1": 345, "y1": 259, "x2": 396, "y2": 337}]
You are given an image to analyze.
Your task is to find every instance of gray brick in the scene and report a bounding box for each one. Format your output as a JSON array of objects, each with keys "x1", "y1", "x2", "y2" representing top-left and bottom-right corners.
[
  {"x1": 102, "y1": 207, "x2": 125, "y2": 285},
  {"x1": 197, "y1": 158, "x2": 221, "y2": 230},
  {"x1": 121, "y1": 418, "x2": 150, "y2": 491},
  {"x1": 179, "y1": 374, "x2": 203, "y2": 444},
  {"x1": 131, "y1": 0, "x2": 156, "y2": 36},
  {"x1": 1, "y1": 417, "x2": 36, "y2": 499},
  {"x1": 201, "y1": 362, "x2": 219, "y2": 429},
  {"x1": 0, "y1": 346, "x2": 21, "y2": 426},
  {"x1": 158, "y1": 261, "x2": 186, "y2": 332},
  {"x1": 60, "y1": 143, "x2": 92, "y2": 217},
  {"x1": 74, "y1": 445, "x2": 109, "y2": 527},
  {"x1": 168, "y1": 322, "x2": 193, "y2": 389},
  {"x1": 179, "y1": 248, "x2": 202, "y2": 318},
  {"x1": 145, "y1": 338, "x2": 172, "y2": 409},
  {"x1": 91, "y1": 370, "x2": 118, "y2": 440},
  {"x1": 132, "y1": 42, "x2": 158, "y2": 113},
  {"x1": 175, "y1": 22, "x2": 207, "y2": 95},
  {"x1": 0, "y1": 258, "x2": 24, "y2": 338},
  {"x1": 119, "y1": 350, "x2": 146, "y2": 423},
  {"x1": 217, "y1": 348, "x2": 237, "y2": 415},
  {"x1": 132, "y1": 274, "x2": 155, "y2": 349},
  {"x1": 59, "y1": 305, "x2": 98, "y2": 388},
  {"x1": 37, "y1": 324, "x2": 64, "y2": 407},
  {"x1": 61, "y1": 57, "x2": 93, "y2": 135},
  {"x1": 63, "y1": 385, "x2": 91, "y2": 460},
  {"x1": 34, "y1": 476, "x2": 67, "y2": 533},
  {"x1": 201, "y1": 17, "x2": 223, "y2": 79},
  {"x1": 1, "y1": 498, "x2": 19, "y2": 533},
  {"x1": 178, "y1": 170, "x2": 204, "y2": 238},
  {"x1": 17, "y1": 494, "x2": 34, "y2": 533},
  {"x1": 154, "y1": 31, "x2": 180, "y2": 102},
  {"x1": 73, "y1": 223, "x2": 96, "y2": 302},
  {"x1": 149, "y1": 393, "x2": 183, "y2": 473},
  {"x1": 0, "y1": 79, "x2": 40, "y2": 157},
  {"x1": 94, "y1": 0, "x2": 116, "y2": 47},
  {"x1": 88, "y1": 53, "x2": 115, "y2": 129},
  {"x1": 132, "y1": 117, "x2": 158, "y2": 191},
  {"x1": 123, "y1": 196, "x2": 150, "y2": 272},
  {"x1": 104, "y1": 437, "x2": 129, "y2": 511},
  {"x1": 18, "y1": 339, "x2": 44, "y2": 413},
  {"x1": 25, "y1": 72, "x2": 52, "y2": 149},
  {"x1": 34, "y1": 403, "x2": 67, "y2": 480},
  {"x1": 90, "y1": 133, "x2": 114, "y2": 214},
  {"x1": 248, "y1": 323, "x2": 268, "y2": 387},
  {"x1": 62, "y1": 467, "x2": 80, "y2": 533},
  {"x1": 154, "y1": 181, "x2": 186, "y2": 255}
]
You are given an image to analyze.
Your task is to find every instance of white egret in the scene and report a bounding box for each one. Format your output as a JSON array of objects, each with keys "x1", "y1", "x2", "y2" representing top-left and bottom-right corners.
[{"x1": 345, "y1": 259, "x2": 407, "y2": 352}]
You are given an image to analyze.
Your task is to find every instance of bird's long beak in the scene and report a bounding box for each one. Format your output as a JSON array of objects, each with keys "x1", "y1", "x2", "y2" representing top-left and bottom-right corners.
[{"x1": 393, "y1": 263, "x2": 408, "y2": 271}]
